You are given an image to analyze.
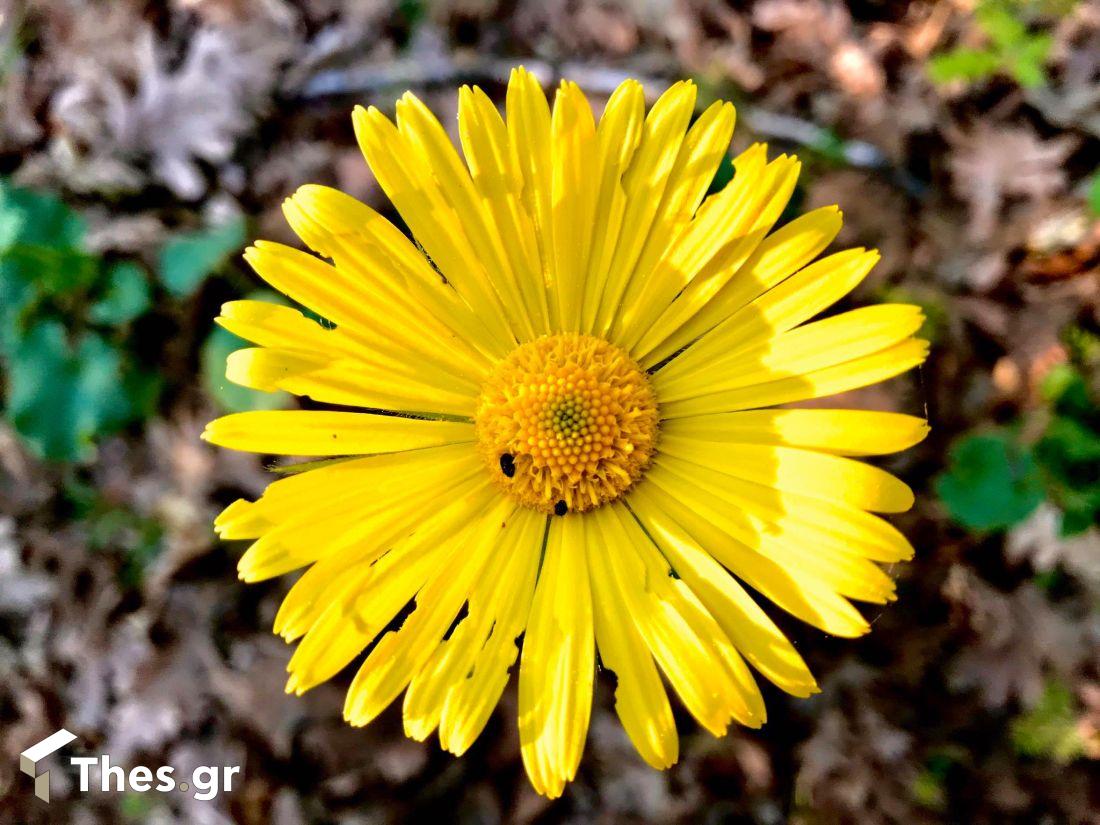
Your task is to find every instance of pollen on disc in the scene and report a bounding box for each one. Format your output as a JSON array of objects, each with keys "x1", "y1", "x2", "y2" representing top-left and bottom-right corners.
[{"x1": 475, "y1": 333, "x2": 659, "y2": 513}]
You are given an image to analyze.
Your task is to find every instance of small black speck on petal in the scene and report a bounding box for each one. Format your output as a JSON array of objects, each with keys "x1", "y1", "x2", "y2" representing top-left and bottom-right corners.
[
  {"x1": 499, "y1": 453, "x2": 516, "y2": 478},
  {"x1": 554, "y1": 500, "x2": 568, "y2": 516}
]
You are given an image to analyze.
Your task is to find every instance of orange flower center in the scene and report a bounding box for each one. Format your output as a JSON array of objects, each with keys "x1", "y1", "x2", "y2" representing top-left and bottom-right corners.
[{"x1": 475, "y1": 334, "x2": 658, "y2": 513}]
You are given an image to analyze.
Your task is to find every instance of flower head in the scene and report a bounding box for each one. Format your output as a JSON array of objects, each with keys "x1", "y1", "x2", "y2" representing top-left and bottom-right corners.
[{"x1": 203, "y1": 69, "x2": 929, "y2": 798}]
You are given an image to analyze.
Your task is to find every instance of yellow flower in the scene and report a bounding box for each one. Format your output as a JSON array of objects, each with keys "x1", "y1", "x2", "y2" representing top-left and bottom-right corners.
[{"x1": 203, "y1": 69, "x2": 929, "y2": 798}]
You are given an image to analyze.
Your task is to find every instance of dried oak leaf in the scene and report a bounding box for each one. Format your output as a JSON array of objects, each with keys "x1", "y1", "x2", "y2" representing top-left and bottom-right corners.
[
  {"x1": 943, "y1": 565, "x2": 1083, "y2": 709},
  {"x1": 947, "y1": 123, "x2": 1076, "y2": 243},
  {"x1": 1006, "y1": 503, "x2": 1100, "y2": 593},
  {"x1": 52, "y1": 24, "x2": 290, "y2": 199},
  {"x1": 795, "y1": 704, "x2": 931, "y2": 824}
]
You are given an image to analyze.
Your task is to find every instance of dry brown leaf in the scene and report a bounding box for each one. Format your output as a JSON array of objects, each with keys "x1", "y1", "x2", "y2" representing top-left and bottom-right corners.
[
  {"x1": 944, "y1": 565, "x2": 1084, "y2": 709},
  {"x1": 948, "y1": 124, "x2": 1077, "y2": 243}
]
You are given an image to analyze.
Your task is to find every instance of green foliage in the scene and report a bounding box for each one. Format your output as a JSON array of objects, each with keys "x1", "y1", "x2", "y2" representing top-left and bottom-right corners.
[
  {"x1": 0, "y1": 181, "x2": 250, "y2": 462},
  {"x1": 158, "y1": 216, "x2": 246, "y2": 298},
  {"x1": 936, "y1": 430, "x2": 1045, "y2": 531},
  {"x1": 120, "y1": 791, "x2": 157, "y2": 822},
  {"x1": 707, "y1": 154, "x2": 736, "y2": 195},
  {"x1": 65, "y1": 477, "x2": 165, "y2": 588},
  {"x1": 910, "y1": 750, "x2": 962, "y2": 811},
  {"x1": 1011, "y1": 679, "x2": 1087, "y2": 764},
  {"x1": 929, "y1": 0, "x2": 1059, "y2": 89},
  {"x1": 396, "y1": 0, "x2": 426, "y2": 29},
  {"x1": 88, "y1": 505, "x2": 165, "y2": 589},
  {"x1": 1086, "y1": 170, "x2": 1100, "y2": 217},
  {"x1": 6, "y1": 321, "x2": 151, "y2": 462},
  {"x1": 1035, "y1": 364, "x2": 1100, "y2": 534},
  {"x1": 89, "y1": 262, "x2": 152, "y2": 325},
  {"x1": 937, "y1": 363, "x2": 1100, "y2": 534},
  {"x1": 0, "y1": 181, "x2": 159, "y2": 461}
]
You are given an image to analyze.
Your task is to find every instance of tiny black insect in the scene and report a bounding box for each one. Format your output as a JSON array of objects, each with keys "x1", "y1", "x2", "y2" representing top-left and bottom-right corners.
[
  {"x1": 554, "y1": 500, "x2": 568, "y2": 516},
  {"x1": 499, "y1": 453, "x2": 516, "y2": 478}
]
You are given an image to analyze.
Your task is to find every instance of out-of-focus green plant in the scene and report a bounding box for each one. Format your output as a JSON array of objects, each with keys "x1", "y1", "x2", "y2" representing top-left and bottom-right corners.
[
  {"x1": 1035, "y1": 363, "x2": 1100, "y2": 534},
  {"x1": 1086, "y1": 170, "x2": 1100, "y2": 217},
  {"x1": 928, "y1": 0, "x2": 1064, "y2": 89},
  {"x1": 64, "y1": 477, "x2": 165, "y2": 587},
  {"x1": 0, "y1": 181, "x2": 160, "y2": 461},
  {"x1": 1, "y1": 180, "x2": 251, "y2": 462},
  {"x1": 936, "y1": 430, "x2": 1046, "y2": 531},
  {"x1": 1011, "y1": 679, "x2": 1088, "y2": 764},
  {"x1": 936, "y1": 360, "x2": 1100, "y2": 534},
  {"x1": 910, "y1": 748, "x2": 966, "y2": 811},
  {"x1": 158, "y1": 217, "x2": 246, "y2": 298}
]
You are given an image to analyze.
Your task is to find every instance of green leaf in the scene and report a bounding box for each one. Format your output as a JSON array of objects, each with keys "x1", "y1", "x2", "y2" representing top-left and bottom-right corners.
[
  {"x1": 1086, "y1": 170, "x2": 1100, "y2": 217},
  {"x1": 977, "y1": 3, "x2": 1030, "y2": 49},
  {"x1": 0, "y1": 181, "x2": 98, "y2": 351},
  {"x1": 88, "y1": 505, "x2": 164, "y2": 588},
  {"x1": 1011, "y1": 679, "x2": 1087, "y2": 764},
  {"x1": 707, "y1": 154, "x2": 736, "y2": 195},
  {"x1": 928, "y1": 48, "x2": 1001, "y2": 84},
  {"x1": 1007, "y1": 32, "x2": 1053, "y2": 87},
  {"x1": 1033, "y1": 364, "x2": 1100, "y2": 531},
  {"x1": 5, "y1": 321, "x2": 137, "y2": 461},
  {"x1": 158, "y1": 216, "x2": 247, "y2": 298},
  {"x1": 0, "y1": 179, "x2": 86, "y2": 251},
  {"x1": 935, "y1": 431, "x2": 1045, "y2": 531},
  {"x1": 89, "y1": 262, "x2": 152, "y2": 326}
]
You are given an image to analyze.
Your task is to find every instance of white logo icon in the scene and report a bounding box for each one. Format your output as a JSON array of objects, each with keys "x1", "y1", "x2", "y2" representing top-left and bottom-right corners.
[{"x1": 20, "y1": 729, "x2": 77, "y2": 802}]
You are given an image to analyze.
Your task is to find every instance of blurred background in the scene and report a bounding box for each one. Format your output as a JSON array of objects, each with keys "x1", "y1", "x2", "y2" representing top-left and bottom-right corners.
[{"x1": 1, "y1": 0, "x2": 1099, "y2": 822}]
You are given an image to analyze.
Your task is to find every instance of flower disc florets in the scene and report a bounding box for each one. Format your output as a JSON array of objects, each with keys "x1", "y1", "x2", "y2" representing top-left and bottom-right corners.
[{"x1": 475, "y1": 334, "x2": 659, "y2": 513}]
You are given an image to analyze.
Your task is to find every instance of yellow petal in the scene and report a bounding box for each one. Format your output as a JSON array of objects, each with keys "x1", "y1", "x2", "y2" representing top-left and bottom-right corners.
[
  {"x1": 505, "y1": 67, "x2": 555, "y2": 328},
  {"x1": 404, "y1": 508, "x2": 542, "y2": 748},
  {"x1": 638, "y1": 205, "x2": 843, "y2": 366},
  {"x1": 594, "y1": 504, "x2": 765, "y2": 732},
  {"x1": 283, "y1": 186, "x2": 504, "y2": 365},
  {"x1": 352, "y1": 104, "x2": 518, "y2": 346},
  {"x1": 627, "y1": 484, "x2": 818, "y2": 697},
  {"x1": 437, "y1": 512, "x2": 540, "y2": 754},
  {"x1": 342, "y1": 498, "x2": 516, "y2": 726},
  {"x1": 645, "y1": 453, "x2": 915, "y2": 564},
  {"x1": 616, "y1": 149, "x2": 800, "y2": 351},
  {"x1": 396, "y1": 92, "x2": 537, "y2": 341},
  {"x1": 607, "y1": 99, "x2": 737, "y2": 328},
  {"x1": 549, "y1": 81, "x2": 599, "y2": 331},
  {"x1": 218, "y1": 296, "x2": 479, "y2": 402},
  {"x1": 659, "y1": 337, "x2": 930, "y2": 417},
  {"x1": 458, "y1": 85, "x2": 550, "y2": 335},
  {"x1": 288, "y1": 500, "x2": 497, "y2": 695},
  {"x1": 656, "y1": 248, "x2": 880, "y2": 375},
  {"x1": 657, "y1": 435, "x2": 914, "y2": 513},
  {"x1": 587, "y1": 517, "x2": 678, "y2": 768},
  {"x1": 224, "y1": 347, "x2": 475, "y2": 418},
  {"x1": 273, "y1": 475, "x2": 492, "y2": 641},
  {"x1": 519, "y1": 515, "x2": 595, "y2": 798},
  {"x1": 592, "y1": 80, "x2": 697, "y2": 336},
  {"x1": 649, "y1": 459, "x2": 898, "y2": 603},
  {"x1": 202, "y1": 410, "x2": 474, "y2": 456},
  {"x1": 658, "y1": 304, "x2": 925, "y2": 401},
  {"x1": 224, "y1": 444, "x2": 479, "y2": 579},
  {"x1": 662, "y1": 409, "x2": 930, "y2": 457},
  {"x1": 635, "y1": 477, "x2": 871, "y2": 637},
  {"x1": 580, "y1": 79, "x2": 645, "y2": 333}
]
